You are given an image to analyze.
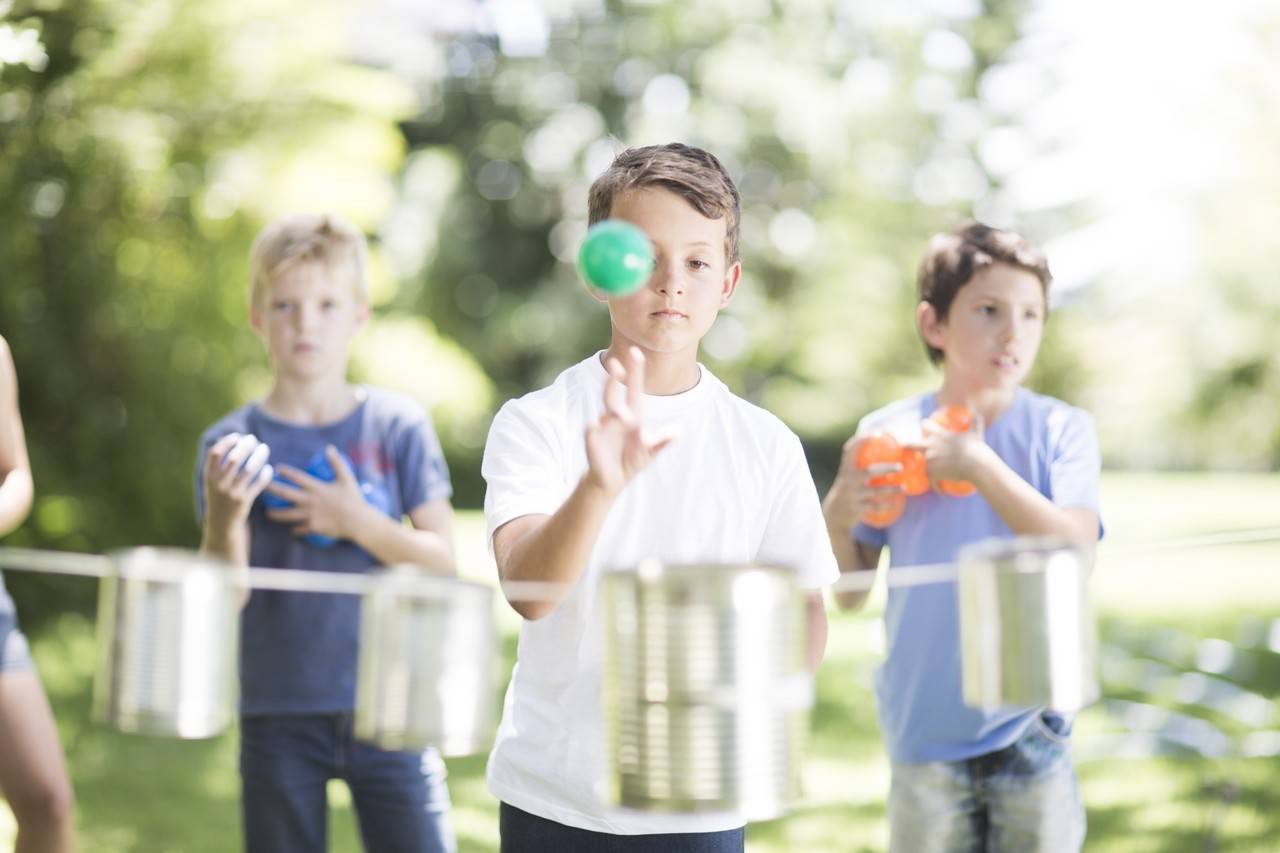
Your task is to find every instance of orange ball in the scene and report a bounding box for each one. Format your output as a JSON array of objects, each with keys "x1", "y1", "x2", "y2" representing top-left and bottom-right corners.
[
  {"x1": 862, "y1": 491, "x2": 905, "y2": 529},
  {"x1": 854, "y1": 432, "x2": 901, "y2": 470},
  {"x1": 929, "y1": 403, "x2": 974, "y2": 433},
  {"x1": 898, "y1": 447, "x2": 930, "y2": 496},
  {"x1": 936, "y1": 479, "x2": 977, "y2": 497},
  {"x1": 853, "y1": 432, "x2": 906, "y2": 526}
]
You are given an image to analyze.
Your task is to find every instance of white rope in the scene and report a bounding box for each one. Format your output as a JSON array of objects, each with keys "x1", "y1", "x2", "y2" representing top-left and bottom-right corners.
[{"x1": 0, "y1": 524, "x2": 1277, "y2": 601}]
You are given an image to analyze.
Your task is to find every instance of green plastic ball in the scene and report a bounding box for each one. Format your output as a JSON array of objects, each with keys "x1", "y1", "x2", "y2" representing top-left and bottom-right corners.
[{"x1": 577, "y1": 220, "x2": 655, "y2": 296}]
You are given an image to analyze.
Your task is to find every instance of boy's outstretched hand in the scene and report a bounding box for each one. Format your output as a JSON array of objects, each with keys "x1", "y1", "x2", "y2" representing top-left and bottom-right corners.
[
  {"x1": 584, "y1": 347, "x2": 677, "y2": 499},
  {"x1": 266, "y1": 446, "x2": 371, "y2": 543},
  {"x1": 203, "y1": 432, "x2": 273, "y2": 531}
]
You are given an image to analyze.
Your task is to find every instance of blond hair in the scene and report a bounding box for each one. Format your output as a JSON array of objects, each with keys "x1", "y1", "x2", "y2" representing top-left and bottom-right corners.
[{"x1": 249, "y1": 213, "x2": 369, "y2": 306}]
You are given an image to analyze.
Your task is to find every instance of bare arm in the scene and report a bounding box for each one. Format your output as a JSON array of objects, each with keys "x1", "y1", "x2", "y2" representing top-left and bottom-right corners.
[
  {"x1": 821, "y1": 432, "x2": 896, "y2": 611},
  {"x1": 804, "y1": 592, "x2": 828, "y2": 670},
  {"x1": 348, "y1": 497, "x2": 456, "y2": 575},
  {"x1": 199, "y1": 433, "x2": 274, "y2": 604},
  {"x1": 0, "y1": 338, "x2": 33, "y2": 536},
  {"x1": 493, "y1": 475, "x2": 616, "y2": 620},
  {"x1": 925, "y1": 421, "x2": 1098, "y2": 558},
  {"x1": 970, "y1": 457, "x2": 1098, "y2": 557},
  {"x1": 494, "y1": 347, "x2": 675, "y2": 620}
]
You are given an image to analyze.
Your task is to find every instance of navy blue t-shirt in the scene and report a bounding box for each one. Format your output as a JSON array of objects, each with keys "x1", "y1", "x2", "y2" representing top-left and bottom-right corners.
[{"x1": 195, "y1": 387, "x2": 452, "y2": 716}]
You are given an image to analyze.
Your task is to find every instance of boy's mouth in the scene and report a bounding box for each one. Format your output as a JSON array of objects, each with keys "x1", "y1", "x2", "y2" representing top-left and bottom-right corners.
[
  {"x1": 651, "y1": 310, "x2": 687, "y2": 320},
  {"x1": 993, "y1": 352, "x2": 1019, "y2": 369}
]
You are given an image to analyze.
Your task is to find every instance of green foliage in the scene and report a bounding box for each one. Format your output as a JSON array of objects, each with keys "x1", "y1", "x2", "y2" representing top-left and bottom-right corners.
[{"x1": 0, "y1": 0, "x2": 417, "y2": 624}]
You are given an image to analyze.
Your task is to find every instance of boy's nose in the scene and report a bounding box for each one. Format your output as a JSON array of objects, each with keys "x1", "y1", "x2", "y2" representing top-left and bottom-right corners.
[{"x1": 652, "y1": 261, "x2": 685, "y2": 296}]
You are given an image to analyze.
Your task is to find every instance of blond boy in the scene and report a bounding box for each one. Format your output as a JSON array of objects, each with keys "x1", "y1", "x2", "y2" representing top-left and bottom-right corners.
[{"x1": 196, "y1": 214, "x2": 457, "y2": 853}]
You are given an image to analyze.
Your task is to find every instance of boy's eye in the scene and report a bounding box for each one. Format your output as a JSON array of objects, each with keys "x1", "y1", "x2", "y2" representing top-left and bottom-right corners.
[
  {"x1": 272, "y1": 301, "x2": 292, "y2": 312},
  {"x1": 978, "y1": 304, "x2": 997, "y2": 315},
  {"x1": 688, "y1": 259, "x2": 709, "y2": 271}
]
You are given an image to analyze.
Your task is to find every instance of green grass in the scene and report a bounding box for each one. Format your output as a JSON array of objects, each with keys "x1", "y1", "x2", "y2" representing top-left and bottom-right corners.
[{"x1": 4, "y1": 471, "x2": 1278, "y2": 851}]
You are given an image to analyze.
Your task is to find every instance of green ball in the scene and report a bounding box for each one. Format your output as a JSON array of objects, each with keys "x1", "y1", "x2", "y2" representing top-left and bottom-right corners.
[{"x1": 577, "y1": 220, "x2": 655, "y2": 295}]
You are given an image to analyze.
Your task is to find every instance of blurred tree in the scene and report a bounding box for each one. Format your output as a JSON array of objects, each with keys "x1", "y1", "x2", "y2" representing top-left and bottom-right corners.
[
  {"x1": 385, "y1": 0, "x2": 1073, "y2": 492},
  {"x1": 0, "y1": 0, "x2": 415, "y2": 626}
]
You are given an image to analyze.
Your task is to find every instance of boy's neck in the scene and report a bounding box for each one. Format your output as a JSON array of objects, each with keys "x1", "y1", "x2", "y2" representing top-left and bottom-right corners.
[
  {"x1": 260, "y1": 377, "x2": 364, "y2": 426},
  {"x1": 602, "y1": 342, "x2": 700, "y2": 396},
  {"x1": 936, "y1": 380, "x2": 1019, "y2": 425}
]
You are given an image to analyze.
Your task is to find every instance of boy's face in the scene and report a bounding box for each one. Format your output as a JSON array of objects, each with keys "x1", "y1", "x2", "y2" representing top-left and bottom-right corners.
[
  {"x1": 595, "y1": 186, "x2": 740, "y2": 359},
  {"x1": 921, "y1": 262, "x2": 1046, "y2": 392},
  {"x1": 250, "y1": 261, "x2": 368, "y2": 383}
]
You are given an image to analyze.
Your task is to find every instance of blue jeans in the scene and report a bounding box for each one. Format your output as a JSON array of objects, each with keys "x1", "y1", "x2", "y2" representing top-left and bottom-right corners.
[
  {"x1": 888, "y1": 713, "x2": 1085, "y2": 853},
  {"x1": 240, "y1": 714, "x2": 455, "y2": 853},
  {"x1": 498, "y1": 803, "x2": 745, "y2": 853}
]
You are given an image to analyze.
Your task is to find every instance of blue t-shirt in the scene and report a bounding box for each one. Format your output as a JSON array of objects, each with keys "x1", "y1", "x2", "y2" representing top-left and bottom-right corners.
[
  {"x1": 194, "y1": 387, "x2": 452, "y2": 716},
  {"x1": 853, "y1": 388, "x2": 1102, "y2": 764}
]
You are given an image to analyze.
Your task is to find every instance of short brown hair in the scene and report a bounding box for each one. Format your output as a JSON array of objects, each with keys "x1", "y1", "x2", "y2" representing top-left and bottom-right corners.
[
  {"x1": 587, "y1": 143, "x2": 742, "y2": 264},
  {"x1": 249, "y1": 213, "x2": 368, "y2": 306},
  {"x1": 917, "y1": 221, "x2": 1052, "y2": 364}
]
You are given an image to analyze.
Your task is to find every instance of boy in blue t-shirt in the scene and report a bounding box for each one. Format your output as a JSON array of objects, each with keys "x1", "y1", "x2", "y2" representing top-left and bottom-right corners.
[
  {"x1": 822, "y1": 222, "x2": 1102, "y2": 852},
  {"x1": 196, "y1": 213, "x2": 457, "y2": 853}
]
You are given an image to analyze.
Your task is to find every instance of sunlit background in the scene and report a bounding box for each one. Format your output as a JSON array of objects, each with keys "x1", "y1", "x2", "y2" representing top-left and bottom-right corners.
[{"x1": 2, "y1": 0, "x2": 1278, "y2": 850}]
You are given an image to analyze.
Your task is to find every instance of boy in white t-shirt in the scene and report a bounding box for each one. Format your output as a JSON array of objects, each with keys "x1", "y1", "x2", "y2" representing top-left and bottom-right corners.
[{"x1": 481, "y1": 143, "x2": 839, "y2": 851}]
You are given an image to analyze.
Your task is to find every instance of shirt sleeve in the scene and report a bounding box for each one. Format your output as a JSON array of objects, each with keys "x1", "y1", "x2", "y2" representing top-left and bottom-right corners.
[
  {"x1": 1048, "y1": 405, "x2": 1104, "y2": 539},
  {"x1": 481, "y1": 399, "x2": 569, "y2": 553},
  {"x1": 755, "y1": 430, "x2": 840, "y2": 590},
  {"x1": 396, "y1": 411, "x2": 453, "y2": 512}
]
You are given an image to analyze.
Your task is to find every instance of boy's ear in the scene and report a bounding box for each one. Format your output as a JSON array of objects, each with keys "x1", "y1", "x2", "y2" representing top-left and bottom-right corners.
[
  {"x1": 917, "y1": 301, "x2": 946, "y2": 351},
  {"x1": 718, "y1": 260, "x2": 742, "y2": 307}
]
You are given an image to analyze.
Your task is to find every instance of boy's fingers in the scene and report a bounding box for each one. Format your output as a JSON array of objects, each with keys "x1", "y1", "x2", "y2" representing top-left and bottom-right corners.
[
  {"x1": 219, "y1": 434, "x2": 262, "y2": 482},
  {"x1": 327, "y1": 445, "x2": 356, "y2": 482},
  {"x1": 207, "y1": 433, "x2": 241, "y2": 467},
  {"x1": 603, "y1": 366, "x2": 634, "y2": 423},
  {"x1": 234, "y1": 443, "x2": 272, "y2": 490},
  {"x1": 249, "y1": 462, "x2": 274, "y2": 497}
]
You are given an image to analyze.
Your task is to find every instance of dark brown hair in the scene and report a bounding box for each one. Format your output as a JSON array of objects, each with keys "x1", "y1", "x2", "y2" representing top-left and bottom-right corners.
[
  {"x1": 587, "y1": 143, "x2": 742, "y2": 264},
  {"x1": 917, "y1": 221, "x2": 1052, "y2": 364}
]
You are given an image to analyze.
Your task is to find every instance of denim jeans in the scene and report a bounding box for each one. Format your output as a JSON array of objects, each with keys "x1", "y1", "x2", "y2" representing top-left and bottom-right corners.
[
  {"x1": 498, "y1": 803, "x2": 745, "y2": 853},
  {"x1": 888, "y1": 712, "x2": 1086, "y2": 853},
  {"x1": 240, "y1": 713, "x2": 455, "y2": 853}
]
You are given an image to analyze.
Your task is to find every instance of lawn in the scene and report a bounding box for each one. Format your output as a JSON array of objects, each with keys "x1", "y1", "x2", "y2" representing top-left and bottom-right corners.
[{"x1": 3, "y1": 471, "x2": 1278, "y2": 851}]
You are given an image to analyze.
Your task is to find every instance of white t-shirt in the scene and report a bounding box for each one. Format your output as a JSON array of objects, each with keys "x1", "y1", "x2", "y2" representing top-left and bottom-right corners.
[{"x1": 481, "y1": 352, "x2": 839, "y2": 835}]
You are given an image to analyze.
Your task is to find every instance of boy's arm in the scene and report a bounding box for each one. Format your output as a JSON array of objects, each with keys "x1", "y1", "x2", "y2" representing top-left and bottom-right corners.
[
  {"x1": 804, "y1": 594, "x2": 828, "y2": 672},
  {"x1": 493, "y1": 476, "x2": 615, "y2": 620},
  {"x1": 200, "y1": 432, "x2": 273, "y2": 604},
  {"x1": 345, "y1": 496, "x2": 455, "y2": 575},
  {"x1": 968, "y1": 459, "x2": 1098, "y2": 556},
  {"x1": 822, "y1": 433, "x2": 895, "y2": 610},
  {"x1": 0, "y1": 338, "x2": 33, "y2": 536},
  {"x1": 494, "y1": 347, "x2": 675, "y2": 621},
  {"x1": 925, "y1": 417, "x2": 1099, "y2": 557}
]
